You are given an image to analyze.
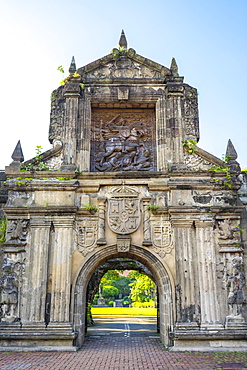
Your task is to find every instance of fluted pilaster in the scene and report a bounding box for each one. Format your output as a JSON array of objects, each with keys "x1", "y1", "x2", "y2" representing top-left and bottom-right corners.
[
  {"x1": 23, "y1": 218, "x2": 51, "y2": 323},
  {"x1": 195, "y1": 220, "x2": 223, "y2": 329},
  {"x1": 50, "y1": 216, "x2": 74, "y2": 323},
  {"x1": 172, "y1": 219, "x2": 199, "y2": 327}
]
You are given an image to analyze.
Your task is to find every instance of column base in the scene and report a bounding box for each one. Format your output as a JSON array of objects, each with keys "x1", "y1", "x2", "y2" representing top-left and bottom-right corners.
[
  {"x1": 0, "y1": 321, "x2": 77, "y2": 350},
  {"x1": 171, "y1": 327, "x2": 247, "y2": 351},
  {"x1": 225, "y1": 315, "x2": 247, "y2": 329}
]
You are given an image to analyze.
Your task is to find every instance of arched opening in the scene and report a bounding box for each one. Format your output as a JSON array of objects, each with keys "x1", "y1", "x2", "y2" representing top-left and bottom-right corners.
[
  {"x1": 72, "y1": 245, "x2": 174, "y2": 348},
  {"x1": 86, "y1": 259, "x2": 158, "y2": 337}
]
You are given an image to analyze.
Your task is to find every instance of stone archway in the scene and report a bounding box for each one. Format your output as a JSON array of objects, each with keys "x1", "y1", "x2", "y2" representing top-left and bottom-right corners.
[{"x1": 72, "y1": 244, "x2": 174, "y2": 348}]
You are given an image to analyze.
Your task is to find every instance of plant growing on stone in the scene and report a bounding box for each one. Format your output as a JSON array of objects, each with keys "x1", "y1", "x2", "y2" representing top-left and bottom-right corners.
[
  {"x1": 147, "y1": 205, "x2": 159, "y2": 211},
  {"x1": 111, "y1": 46, "x2": 126, "y2": 61},
  {"x1": 21, "y1": 146, "x2": 49, "y2": 171},
  {"x1": 0, "y1": 218, "x2": 7, "y2": 244},
  {"x1": 83, "y1": 203, "x2": 98, "y2": 215},
  {"x1": 182, "y1": 138, "x2": 197, "y2": 154}
]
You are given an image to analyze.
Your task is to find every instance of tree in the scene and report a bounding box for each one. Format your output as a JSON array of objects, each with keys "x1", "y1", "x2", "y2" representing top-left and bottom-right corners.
[
  {"x1": 100, "y1": 270, "x2": 131, "y2": 298},
  {"x1": 129, "y1": 271, "x2": 155, "y2": 302},
  {"x1": 102, "y1": 285, "x2": 119, "y2": 299},
  {"x1": 101, "y1": 270, "x2": 120, "y2": 286}
]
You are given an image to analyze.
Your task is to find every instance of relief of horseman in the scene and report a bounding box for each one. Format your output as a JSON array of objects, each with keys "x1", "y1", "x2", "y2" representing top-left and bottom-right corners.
[{"x1": 96, "y1": 114, "x2": 151, "y2": 171}]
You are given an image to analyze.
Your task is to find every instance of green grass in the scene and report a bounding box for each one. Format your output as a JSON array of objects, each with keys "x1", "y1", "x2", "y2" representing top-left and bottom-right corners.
[{"x1": 91, "y1": 307, "x2": 157, "y2": 315}]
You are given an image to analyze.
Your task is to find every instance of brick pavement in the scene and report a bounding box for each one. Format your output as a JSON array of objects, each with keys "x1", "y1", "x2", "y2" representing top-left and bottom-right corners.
[{"x1": 0, "y1": 336, "x2": 247, "y2": 370}]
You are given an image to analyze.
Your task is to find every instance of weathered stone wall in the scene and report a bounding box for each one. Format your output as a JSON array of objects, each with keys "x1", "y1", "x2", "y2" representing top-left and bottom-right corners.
[{"x1": 0, "y1": 36, "x2": 246, "y2": 351}]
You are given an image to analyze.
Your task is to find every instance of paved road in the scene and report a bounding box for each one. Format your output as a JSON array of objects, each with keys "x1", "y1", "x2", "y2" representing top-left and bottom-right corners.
[{"x1": 87, "y1": 315, "x2": 157, "y2": 337}]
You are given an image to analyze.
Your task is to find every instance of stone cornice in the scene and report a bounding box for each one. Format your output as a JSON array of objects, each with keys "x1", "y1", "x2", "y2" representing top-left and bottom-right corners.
[{"x1": 4, "y1": 206, "x2": 78, "y2": 216}]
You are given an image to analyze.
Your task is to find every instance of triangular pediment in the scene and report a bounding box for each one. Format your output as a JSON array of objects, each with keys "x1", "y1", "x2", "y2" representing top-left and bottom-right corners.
[
  {"x1": 77, "y1": 49, "x2": 171, "y2": 81},
  {"x1": 184, "y1": 146, "x2": 225, "y2": 171}
]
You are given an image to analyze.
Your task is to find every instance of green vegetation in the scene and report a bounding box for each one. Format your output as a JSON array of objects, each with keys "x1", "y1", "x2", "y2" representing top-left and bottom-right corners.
[
  {"x1": 55, "y1": 177, "x2": 74, "y2": 180},
  {"x1": 82, "y1": 203, "x2": 98, "y2": 215},
  {"x1": 21, "y1": 146, "x2": 49, "y2": 171},
  {"x1": 129, "y1": 271, "x2": 155, "y2": 305},
  {"x1": 111, "y1": 46, "x2": 127, "y2": 61},
  {"x1": 91, "y1": 307, "x2": 157, "y2": 316},
  {"x1": 147, "y1": 205, "x2": 159, "y2": 211},
  {"x1": 0, "y1": 218, "x2": 7, "y2": 243},
  {"x1": 93, "y1": 270, "x2": 156, "y2": 309},
  {"x1": 182, "y1": 138, "x2": 197, "y2": 154}
]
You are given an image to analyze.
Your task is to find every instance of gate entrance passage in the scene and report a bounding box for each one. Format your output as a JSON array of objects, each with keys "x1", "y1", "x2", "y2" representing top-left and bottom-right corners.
[
  {"x1": 73, "y1": 247, "x2": 173, "y2": 348},
  {"x1": 1, "y1": 31, "x2": 246, "y2": 351}
]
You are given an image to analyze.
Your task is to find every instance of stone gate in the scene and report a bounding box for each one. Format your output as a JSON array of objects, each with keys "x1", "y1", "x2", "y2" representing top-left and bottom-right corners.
[{"x1": 0, "y1": 31, "x2": 246, "y2": 351}]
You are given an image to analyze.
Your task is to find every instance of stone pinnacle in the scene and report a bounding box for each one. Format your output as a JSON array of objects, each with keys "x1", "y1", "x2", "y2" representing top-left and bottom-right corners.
[
  {"x1": 119, "y1": 30, "x2": 127, "y2": 49},
  {"x1": 11, "y1": 140, "x2": 24, "y2": 162},
  {"x1": 69, "y1": 56, "x2": 76, "y2": 74}
]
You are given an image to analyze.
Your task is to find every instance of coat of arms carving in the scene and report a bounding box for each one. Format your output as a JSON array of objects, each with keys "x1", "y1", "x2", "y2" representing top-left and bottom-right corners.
[
  {"x1": 108, "y1": 185, "x2": 141, "y2": 235},
  {"x1": 151, "y1": 219, "x2": 173, "y2": 258},
  {"x1": 76, "y1": 219, "x2": 98, "y2": 256}
]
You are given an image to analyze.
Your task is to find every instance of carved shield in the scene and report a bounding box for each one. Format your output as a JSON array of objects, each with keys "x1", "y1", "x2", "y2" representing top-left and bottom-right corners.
[
  {"x1": 108, "y1": 197, "x2": 140, "y2": 234},
  {"x1": 77, "y1": 220, "x2": 98, "y2": 254}
]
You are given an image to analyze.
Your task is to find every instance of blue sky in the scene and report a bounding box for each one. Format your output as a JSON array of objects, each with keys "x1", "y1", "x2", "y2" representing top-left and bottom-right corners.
[{"x1": 1, "y1": 0, "x2": 246, "y2": 169}]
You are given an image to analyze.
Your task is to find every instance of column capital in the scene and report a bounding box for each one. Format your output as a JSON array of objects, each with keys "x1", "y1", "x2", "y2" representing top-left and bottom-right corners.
[
  {"x1": 52, "y1": 216, "x2": 75, "y2": 227},
  {"x1": 171, "y1": 219, "x2": 194, "y2": 228},
  {"x1": 30, "y1": 217, "x2": 52, "y2": 228},
  {"x1": 195, "y1": 220, "x2": 214, "y2": 228}
]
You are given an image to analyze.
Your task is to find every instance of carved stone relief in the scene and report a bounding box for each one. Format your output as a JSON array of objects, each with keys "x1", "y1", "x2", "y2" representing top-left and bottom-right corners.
[
  {"x1": 0, "y1": 255, "x2": 25, "y2": 322},
  {"x1": 91, "y1": 109, "x2": 156, "y2": 172},
  {"x1": 183, "y1": 86, "x2": 199, "y2": 140},
  {"x1": 184, "y1": 152, "x2": 212, "y2": 171},
  {"x1": 116, "y1": 235, "x2": 131, "y2": 252},
  {"x1": 151, "y1": 218, "x2": 173, "y2": 258},
  {"x1": 215, "y1": 219, "x2": 241, "y2": 244},
  {"x1": 76, "y1": 219, "x2": 98, "y2": 256},
  {"x1": 86, "y1": 58, "x2": 163, "y2": 80},
  {"x1": 5, "y1": 219, "x2": 29, "y2": 245},
  {"x1": 226, "y1": 254, "x2": 246, "y2": 320},
  {"x1": 48, "y1": 88, "x2": 65, "y2": 144},
  {"x1": 107, "y1": 185, "x2": 141, "y2": 235}
]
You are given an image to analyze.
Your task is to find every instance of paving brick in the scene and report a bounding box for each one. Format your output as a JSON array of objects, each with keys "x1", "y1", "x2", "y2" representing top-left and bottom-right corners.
[{"x1": 0, "y1": 336, "x2": 247, "y2": 369}]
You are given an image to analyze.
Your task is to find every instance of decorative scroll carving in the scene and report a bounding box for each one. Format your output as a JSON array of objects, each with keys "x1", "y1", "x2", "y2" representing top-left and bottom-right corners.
[
  {"x1": 85, "y1": 58, "x2": 163, "y2": 80},
  {"x1": 0, "y1": 256, "x2": 25, "y2": 322},
  {"x1": 91, "y1": 109, "x2": 155, "y2": 172},
  {"x1": 184, "y1": 152, "x2": 212, "y2": 171},
  {"x1": 117, "y1": 235, "x2": 131, "y2": 252},
  {"x1": 151, "y1": 219, "x2": 173, "y2": 258},
  {"x1": 183, "y1": 86, "x2": 199, "y2": 140},
  {"x1": 76, "y1": 219, "x2": 98, "y2": 256},
  {"x1": 108, "y1": 185, "x2": 140, "y2": 235},
  {"x1": 5, "y1": 219, "x2": 29, "y2": 245}
]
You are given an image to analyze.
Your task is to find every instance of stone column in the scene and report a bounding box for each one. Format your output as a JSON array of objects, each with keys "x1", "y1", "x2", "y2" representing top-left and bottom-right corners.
[
  {"x1": 22, "y1": 217, "x2": 51, "y2": 324},
  {"x1": 77, "y1": 95, "x2": 91, "y2": 172},
  {"x1": 142, "y1": 197, "x2": 152, "y2": 246},
  {"x1": 165, "y1": 88, "x2": 184, "y2": 164},
  {"x1": 172, "y1": 219, "x2": 199, "y2": 328},
  {"x1": 49, "y1": 216, "x2": 74, "y2": 324},
  {"x1": 195, "y1": 219, "x2": 223, "y2": 329},
  {"x1": 62, "y1": 83, "x2": 80, "y2": 170},
  {"x1": 156, "y1": 96, "x2": 167, "y2": 171},
  {"x1": 97, "y1": 197, "x2": 106, "y2": 245}
]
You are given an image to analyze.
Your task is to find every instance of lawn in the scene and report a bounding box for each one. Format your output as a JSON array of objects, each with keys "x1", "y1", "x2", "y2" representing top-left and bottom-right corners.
[{"x1": 91, "y1": 307, "x2": 157, "y2": 315}]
